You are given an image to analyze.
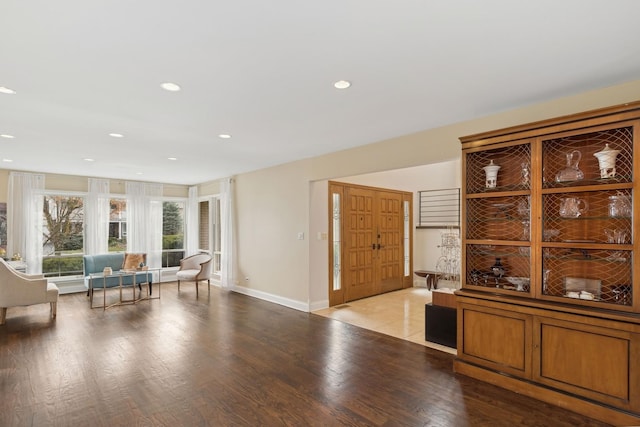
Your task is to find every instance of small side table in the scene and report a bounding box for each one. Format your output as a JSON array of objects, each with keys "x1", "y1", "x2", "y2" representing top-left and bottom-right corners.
[
  {"x1": 7, "y1": 260, "x2": 27, "y2": 273},
  {"x1": 414, "y1": 270, "x2": 440, "y2": 290}
]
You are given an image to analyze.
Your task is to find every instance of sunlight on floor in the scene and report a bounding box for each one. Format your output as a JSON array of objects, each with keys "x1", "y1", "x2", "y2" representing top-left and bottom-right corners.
[{"x1": 313, "y1": 287, "x2": 457, "y2": 355}]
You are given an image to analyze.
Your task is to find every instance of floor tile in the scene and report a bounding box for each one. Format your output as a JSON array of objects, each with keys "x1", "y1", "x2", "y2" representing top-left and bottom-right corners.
[{"x1": 312, "y1": 288, "x2": 457, "y2": 355}]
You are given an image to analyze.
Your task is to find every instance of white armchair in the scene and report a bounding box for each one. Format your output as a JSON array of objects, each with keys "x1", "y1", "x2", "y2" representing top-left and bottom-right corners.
[
  {"x1": 0, "y1": 258, "x2": 59, "y2": 325},
  {"x1": 176, "y1": 253, "x2": 212, "y2": 297}
]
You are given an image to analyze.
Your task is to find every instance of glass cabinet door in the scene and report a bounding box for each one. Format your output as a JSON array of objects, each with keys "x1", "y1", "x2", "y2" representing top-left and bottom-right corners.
[{"x1": 463, "y1": 142, "x2": 532, "y2": 295}]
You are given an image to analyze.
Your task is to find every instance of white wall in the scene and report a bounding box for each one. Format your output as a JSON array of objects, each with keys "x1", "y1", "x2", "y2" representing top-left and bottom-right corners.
[
  {"x1": 232, "y1": 161, "x2": 311, "y2": 310},
  {"x1": 309, "y1": 180, "x2": 329, "y2": 310},
  {"x1": 229, "y1": 79, "x2": 640, "y2": 312}
]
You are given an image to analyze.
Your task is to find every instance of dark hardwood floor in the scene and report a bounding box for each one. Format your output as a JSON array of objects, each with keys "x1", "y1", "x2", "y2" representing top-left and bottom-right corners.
[{"x1": 0, "y1": 283, "x2": 610, "y2": 426}]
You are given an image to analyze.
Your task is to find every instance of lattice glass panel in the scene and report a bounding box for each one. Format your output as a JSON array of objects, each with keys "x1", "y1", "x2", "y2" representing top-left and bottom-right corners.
[
  {"x1": 466, "y1": 244, "x2": 531, "y2": 293},
  {"x1": 542, "y1": 189, "x2": 632, "y2": 244},
  {"x1": 466, "y1": 143, "x2": 531, "y2": 194},
  {"x1": 543, "y1": 126, "x2": 633, "y2": 188},
  {"x1": 542, "y1": 248, "x2": 632, "y2": 306},
  {"x1": 467, "y1": 196, "x2": 530, "y2": 241}
]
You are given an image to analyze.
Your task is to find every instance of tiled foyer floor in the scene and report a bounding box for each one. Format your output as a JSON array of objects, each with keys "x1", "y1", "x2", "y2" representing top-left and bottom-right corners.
[{"x1": 313, "y1": 287, "x2": 456, "y2": 355}]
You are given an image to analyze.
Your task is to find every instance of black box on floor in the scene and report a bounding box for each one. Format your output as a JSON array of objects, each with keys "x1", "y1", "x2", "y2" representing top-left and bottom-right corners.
[{"x1": 425, "y1": 303, "x2": 457, "y2": 348}]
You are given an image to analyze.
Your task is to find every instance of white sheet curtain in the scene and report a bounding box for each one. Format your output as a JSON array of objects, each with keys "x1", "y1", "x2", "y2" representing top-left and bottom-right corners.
[
  {"x1": 185, "y1": 185, "x2": 199, "y2": 257},
  {"x1": 7, "y1": 172, "x2": 45, "y2": 274},
  {"x1": 220, "y1": 177, "x2": 236, "y2": 289},
  {"x1": 126, "y1": 182, "x2": 163, "y2": 268},
  {"x1": 85, "y1": 178, "x2": 110, "y2": 255}
]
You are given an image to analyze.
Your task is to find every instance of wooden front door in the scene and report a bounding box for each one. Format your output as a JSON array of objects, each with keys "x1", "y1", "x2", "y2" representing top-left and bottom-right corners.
[
  {"x1": 329, "y1": 182, "x2": 412, "y2": 306},
  {"x1": 377, "y1": 190, "x2": 404, "y2": 294},
  {"x1": 344, "y1": 187, "x2": 377, "y2": 301}
]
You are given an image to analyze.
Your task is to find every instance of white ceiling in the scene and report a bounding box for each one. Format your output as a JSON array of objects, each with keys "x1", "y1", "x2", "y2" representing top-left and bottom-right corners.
[{"x1": 2, "y1": 0, "x2": 640, "y2": 185}]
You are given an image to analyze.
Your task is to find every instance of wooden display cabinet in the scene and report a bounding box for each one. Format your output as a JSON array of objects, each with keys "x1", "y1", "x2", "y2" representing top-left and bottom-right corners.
[{"x1": 454, "y1": 101, "x2": 640, "y2": 425}]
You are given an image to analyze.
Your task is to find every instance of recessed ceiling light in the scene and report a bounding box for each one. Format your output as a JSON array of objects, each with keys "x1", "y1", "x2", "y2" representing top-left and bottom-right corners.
[
  {"x1": 160, "y1": 82, "x2": 181, "y2": 92},
  {"x1": 83, "y1": 158, "x2": 95, "y2": 162},
  {"x1": 218, "y1": 134, "x2": 231, "y2": 139},
  {"x1": 168, "y1": 157, "x2": 177, "y2": 161},
  {"x1": 136, "y1": 172, "x2": 143, "y2": 175},
  {"x1": 0, "y1": 134, "x2": 15, "y2": 139},
  {"x1": 333, "y1": 80, "x2": 351, "y2": 89},
  {"x1": 2, "y1": 159, "x2": 13, "y2": 163},
  {"x1": 109, "y1": 133, "x2": 124, "y2": 138},
  {"x1": 0, "y1": 86, "x2": 16, "y2": 94}
]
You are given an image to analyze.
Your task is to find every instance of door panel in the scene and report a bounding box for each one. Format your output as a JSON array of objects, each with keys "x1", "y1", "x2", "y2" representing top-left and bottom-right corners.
[
  {"x1": 345, "y1": 188, "x2": 377, "y2": 301},
  {"x1": 378, "y1": 192, "x2": 404, "y2": 293}
]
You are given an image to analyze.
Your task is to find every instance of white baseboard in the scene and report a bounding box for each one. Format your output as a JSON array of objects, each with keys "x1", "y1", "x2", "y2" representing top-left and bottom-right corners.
[
  {"x1": 54, "y1": 281, "x2": 87, "y2": 295},
  {"x1": 309, "y1": 299, "x2": 329, "y2": 311},
  {"x1": 232, "y1": 284, "x2": 310, "y2": 312}
]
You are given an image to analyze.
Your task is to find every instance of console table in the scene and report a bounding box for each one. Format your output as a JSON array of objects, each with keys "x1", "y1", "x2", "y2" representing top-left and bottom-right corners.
[
  {"x1": 414, "y1": 270, "x2": 440, "y2": 289},
  {"x1": 89, "y1": 269, "x2": 160, "y2": 309}
]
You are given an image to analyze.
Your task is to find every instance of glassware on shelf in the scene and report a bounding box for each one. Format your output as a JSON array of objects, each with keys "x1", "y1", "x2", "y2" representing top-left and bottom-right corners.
[
  {"x1": 604, "y1": 228, "x2": 628, "y2": 261},
  {"x1": 521, "y1": 220, "x2": 530, "y2": 241},
  {"x1": 491, "y1": 257, "x2": 506, "y2": 285},
  {"x1": 521, "y1": 162, "x2": 530, "y2": 185},
  {"x1": 543, "y1": 269, "x2": 551, "y2": 293},
  {"x1": 593, "y1": 143, "x2": 620, "y2": 179},
  {"x1": 483, "y1": 160, "x2": 501, "y2": 188},
  {"x1": 559, "y1": 197, "x2": 588, "y2": 218},
  {"x1": 604, "y1": 228, "x2": 628, "y2": 244},
  {"x1": 608, "y1": 192, "x2": 631, "y2": 217},
  {"x1": 612, "y1": 284, "x2": 631, "y2": 305},
  {"x1": 505, "y1": 276, "x2": 529, "y2": 292},
  {"x1": 469, "y1": 269, "x2": 482, "y2": 285},
  {"x1": 543, "y1": 229, "x2": 560, "y2": 241},
  {"x1": 517, "y1": 197, "x2": 529, "y2": 218},
  {"x1": 555, "y1": 149, "x2": 584, "y2": 182}
]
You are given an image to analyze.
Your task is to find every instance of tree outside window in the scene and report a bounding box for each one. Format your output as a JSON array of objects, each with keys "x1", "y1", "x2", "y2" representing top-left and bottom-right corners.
[
  {"x1": 163, "y1": 201, "x2": 184, "y2": 267},
  {"x1": 109, "y1": 198, "x2": 127, "y2": 252},
  {"x1": 42, "y1": 195, "x2": 84, "y2": 277}
]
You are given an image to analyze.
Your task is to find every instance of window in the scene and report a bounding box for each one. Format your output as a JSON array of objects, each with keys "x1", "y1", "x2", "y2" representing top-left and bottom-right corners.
[
  {"x1": 212, "y1": 198, "x2": 221, "y2": 273},
  {"x1": 198, "y1": 197, "x2": 221, "y2": 273},
  {"x1": 0, "y1": 203, "x2": 6, "y2": 258},
  {"x1": 109, "y1": 198, "x2": 127, "y2": 252},
  {"x1": 42, "y1": 195, "x2": 84, "y2": 278},
  {"x1": 199, "y1": 200, "x2": 209, "y2": 251},
  {"x1": 36, "y1": 191, "x2": 205, "y2": 274},
  {"x1": 162, "y1": 201, "x2": 185, "y2": 267}
]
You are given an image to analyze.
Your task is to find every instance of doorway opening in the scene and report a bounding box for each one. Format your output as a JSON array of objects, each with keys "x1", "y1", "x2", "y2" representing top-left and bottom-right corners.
[{"x1": 328, "y1": 181, "x2": 413, "y2": 306}]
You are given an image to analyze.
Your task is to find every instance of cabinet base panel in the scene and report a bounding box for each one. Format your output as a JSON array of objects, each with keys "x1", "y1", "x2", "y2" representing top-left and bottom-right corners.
[{"x1": 453, "y1": 359, "x2": 640, "y2": 426}]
